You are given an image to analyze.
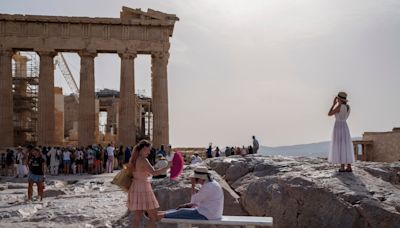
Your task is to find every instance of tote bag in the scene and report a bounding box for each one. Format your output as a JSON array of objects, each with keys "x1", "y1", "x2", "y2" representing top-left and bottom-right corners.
[{"x1": 111, "y1": 165, "x2": 133, "y2": 192}]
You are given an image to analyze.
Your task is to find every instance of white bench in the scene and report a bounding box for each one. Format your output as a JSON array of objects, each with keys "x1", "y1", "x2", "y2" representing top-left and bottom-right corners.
[{"x1": 161, "y1": 215, "x2": 273, "y2": 228}]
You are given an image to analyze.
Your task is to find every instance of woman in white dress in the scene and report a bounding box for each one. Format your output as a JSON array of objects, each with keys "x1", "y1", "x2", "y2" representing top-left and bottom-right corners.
[{"x1": 328, "y1": 92, "x2": 355, "y2": 172}]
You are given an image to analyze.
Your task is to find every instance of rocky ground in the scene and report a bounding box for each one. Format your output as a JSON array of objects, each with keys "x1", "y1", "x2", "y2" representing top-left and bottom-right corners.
[
  {"x1": 0, "y1": 173, "x2": 130, "y2": 228},
  {"x1": 207, "y1": 155, "x2": 400, "y2": 228},
  {"x1": 1, "y1": 155, "x2": 400, "y2": 228}
]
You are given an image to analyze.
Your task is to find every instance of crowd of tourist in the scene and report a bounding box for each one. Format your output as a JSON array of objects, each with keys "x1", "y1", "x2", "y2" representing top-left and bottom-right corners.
[
  {"x1": 205, "y1": 135, "x2": 260, "y2": 158},
  {"x1": 0, "y1": 143, "x2": 134, "y2": 178}
]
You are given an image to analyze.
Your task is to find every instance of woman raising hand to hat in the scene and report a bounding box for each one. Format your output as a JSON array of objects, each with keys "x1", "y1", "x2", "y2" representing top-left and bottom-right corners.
[{"x1": 328, "y1": 92, "x2": 355, "y2": 172}]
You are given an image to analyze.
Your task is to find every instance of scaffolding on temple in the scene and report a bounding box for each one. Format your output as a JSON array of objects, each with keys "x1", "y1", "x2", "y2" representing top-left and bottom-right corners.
[{"x1": 12, "y1": 52, "x2": 39, "y2": 146}]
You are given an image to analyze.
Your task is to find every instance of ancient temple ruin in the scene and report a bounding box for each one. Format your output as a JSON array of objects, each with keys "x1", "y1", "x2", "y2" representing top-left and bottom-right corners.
[
  {"x1": 0, "y1": 7, "x2": 178, "y2": 148},
  {"x1": 353, "y1": 127, "x2": 400, "y2": 162}
]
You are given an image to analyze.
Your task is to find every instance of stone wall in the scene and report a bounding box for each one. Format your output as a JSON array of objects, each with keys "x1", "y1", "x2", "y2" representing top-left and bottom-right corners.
[{"x1": 363, "y1": 128, "x2": 400, "y2": 162}]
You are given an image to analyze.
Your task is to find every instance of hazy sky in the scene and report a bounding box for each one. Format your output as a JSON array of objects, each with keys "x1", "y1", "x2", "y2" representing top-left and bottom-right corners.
[{"x1": 2, "y1": 0, "x2": 400, "y2": 147}]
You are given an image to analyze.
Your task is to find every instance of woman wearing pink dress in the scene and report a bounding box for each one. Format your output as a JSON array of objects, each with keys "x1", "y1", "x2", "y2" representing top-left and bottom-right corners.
[
  {"x1": 127, "y1": 140, "x2": 170, "y2": 228},
  {"x1": 328, "y1": 92, "x2": 355, "y2": 172}
]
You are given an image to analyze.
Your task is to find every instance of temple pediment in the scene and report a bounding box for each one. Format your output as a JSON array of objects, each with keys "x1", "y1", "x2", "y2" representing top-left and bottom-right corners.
[{"x1": 120, "y1": 7, "x2": 179, "y2": 22}]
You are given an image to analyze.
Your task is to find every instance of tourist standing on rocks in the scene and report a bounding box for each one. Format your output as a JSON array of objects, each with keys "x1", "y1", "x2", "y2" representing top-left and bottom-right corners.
[
  {"x1": 127, "y1": 140, "x2": 171, "y2": 228},
  {"x1": 206, "y1": 145, "x2": 212, "y2": 158},
  {"x1": 47, "y1": 147, "x2": 60, "y2": 175},
  {"x1": 157, "y1": 166, "x2": 224, "y2": 220},
  {"x1": 106, "y1": 143, "x2": 115, "y2": 173},
  {"x1": 225, "y1": 147, "x2": 232, "y2": 157},
  {"x1": 6, "y1": 149, "x2": 15, "y2": 177},
  {"x1": 27, "y1": 148, "x2": 45, "y2": 201},
  {"x1": 252, "y1": 136, "x2": 259, "y2": 154},
  {"x1": 328, "y1": 92, "x2": 355, "y2": 172},
  {"x1": 63, "y1": 148, "x2": 72, "y2": 175},
  {"x1": 124, "y1": 146, "x2": 132, "y2": 164},
  {"x1": 117, "y1": 145, "x2": 124, "y2": 169},
  {"x1": 16, "y1": 147, "x2": 27, "y2": 178},
  {"x1": 76, "y1": 147, "x2": 84, "y2": 175},
  {"x1": 248, "y1": 145, "x2": 254, "y2": 154},
  {"x1": 215, "y1": 147, "x2": 220, "y2": 157},
  {"x1": 241, "y1": 146, "x2": 248, "y2": 156}
]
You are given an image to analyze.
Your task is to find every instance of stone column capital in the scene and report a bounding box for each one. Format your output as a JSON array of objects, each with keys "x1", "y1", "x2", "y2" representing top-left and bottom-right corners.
[
  {"x1": 151, "y1": 51, "x2": 169, "y2": 59},
  {"x1": 36, "y1": 50, "x2": 57, "y2": 58},
  {"x1": 118, "y1": 52, "x2": 137, "y2": 59},
  {"x1": 78, "y1": 50, "x2": 98, "y2": 58}
]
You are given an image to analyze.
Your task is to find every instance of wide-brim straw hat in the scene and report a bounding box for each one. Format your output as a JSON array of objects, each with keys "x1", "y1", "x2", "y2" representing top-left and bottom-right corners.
[
  {"x1": 189, "y1": 166, "x2": 211, "y2": 180},
  {"x1": 337, "y1": 92, "x2": 348, "y2": 102}
]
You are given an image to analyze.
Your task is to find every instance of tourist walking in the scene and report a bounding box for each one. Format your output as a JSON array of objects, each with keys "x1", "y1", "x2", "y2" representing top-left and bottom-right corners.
[
  {"x1": 328, "y1": 92, "x2": 355, "y2": 172},
  {"x1": 106, "y1": 144, "x2": 115, "y2": 173},
  {"x1": 252, "y1": 136, "x2": 259, "y2": 154},
  {"x1": 127, "y1": 140, "x2": 170, "y2": 228},
  {"x1": 27, "y1": 148, "x2": 45, "y2": 201}
]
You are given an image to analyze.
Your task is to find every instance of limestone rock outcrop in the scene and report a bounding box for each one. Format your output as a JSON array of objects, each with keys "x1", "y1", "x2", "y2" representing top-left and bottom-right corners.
[{"x1": 208, "y1": 155, "x2": 400, "y2": 228}]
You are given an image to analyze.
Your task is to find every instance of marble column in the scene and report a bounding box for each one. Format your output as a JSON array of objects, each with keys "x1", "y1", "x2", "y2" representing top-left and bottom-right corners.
[
  {"x1": 78, "y1": 51, "x2": 97, "y2": 147},
  {"x1": 0, "y1": 49, "x2": 14, "y2": 147},
  {"x1": 37, "y1": 51, "x2": 57, "y2": 146},
  {"x1": 151, "y1": 51, "x2": 169, "y2": 149},
  {"x1": 118, "y1": 52, "x2": 137, "y2": 147}
]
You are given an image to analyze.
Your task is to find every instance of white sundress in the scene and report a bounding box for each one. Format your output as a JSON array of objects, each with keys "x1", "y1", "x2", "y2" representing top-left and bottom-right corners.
[{"x1": 328, "y1": 104, "x2": 355, "y2": 164}]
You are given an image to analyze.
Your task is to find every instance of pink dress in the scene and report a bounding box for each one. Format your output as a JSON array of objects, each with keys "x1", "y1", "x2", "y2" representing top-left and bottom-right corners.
[{"x1": 127, "y1": 171, "x2": 160, "y2": 211}]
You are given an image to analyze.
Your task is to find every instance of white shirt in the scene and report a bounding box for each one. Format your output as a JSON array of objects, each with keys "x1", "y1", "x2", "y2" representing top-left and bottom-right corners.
[
  {"x1": 63, "y1": 151, "x2": 71, "y2": 161},
  {"x1": 166, "y1": 152, "x2": 175, "y2": 162},
  {"x1": 106, "y1": 146, "x2": 115, "y2": 157},
  {"x1": 47, "y1": 148, "x2": 59, "y2": 165},
  {"x1": 190, "y1": 180, "x2": 224, "y2": 220},
  {"x1": 76, "y1": 150, "x2": 84, "y2": 160},
  {"x1": 191, "y1": 156, "x2": 203, "y2": 165},
  {"x1": 154, "y1": 159, "x2": 169, "y2": 175}
]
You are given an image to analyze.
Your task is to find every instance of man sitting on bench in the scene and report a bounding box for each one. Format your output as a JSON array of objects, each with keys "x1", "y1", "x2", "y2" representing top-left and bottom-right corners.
[{"x1": 159, "y1": 166, "x2": 224, "y2": 220}]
